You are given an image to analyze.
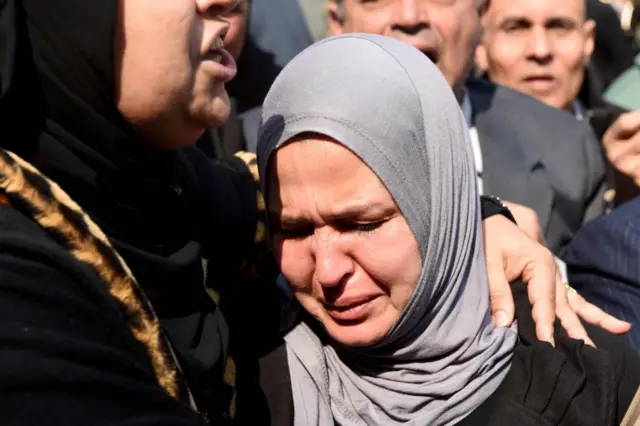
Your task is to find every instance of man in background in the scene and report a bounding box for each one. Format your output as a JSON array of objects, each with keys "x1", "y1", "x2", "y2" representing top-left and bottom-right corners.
[
  {"x1": 476, "y1": 0, "x2": 640, "y2": 204},
  {"x1": 327, "y1": 0, "x2": 606, "y2": 256}
]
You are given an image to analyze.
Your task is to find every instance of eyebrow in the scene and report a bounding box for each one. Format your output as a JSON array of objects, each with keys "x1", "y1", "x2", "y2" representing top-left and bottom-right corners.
[
  {"x1": 272, "y1": 201, "x2": 396, "y2": 226},
  {"x1": 498, "y1": 16, "x2": 580, "y2": 29},
  {"x1": 545, "y1": 17, "x2": 580, "y2": 28},
  {"x1": 499, "y1": 16, "x2": 531, "y2": 28}
]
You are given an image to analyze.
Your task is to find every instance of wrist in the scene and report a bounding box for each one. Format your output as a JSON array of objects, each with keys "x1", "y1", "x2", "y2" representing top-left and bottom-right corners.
[{"x1": 480, "y1": 195, "x2": 517, "y2": 224}]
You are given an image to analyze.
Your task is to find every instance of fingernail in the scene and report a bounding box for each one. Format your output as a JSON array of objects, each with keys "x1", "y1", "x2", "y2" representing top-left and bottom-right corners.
[
  {"x1": 494, "y1": 310, "x2": 509, "y2": 328},
  {"x1": 546, "y1": 327, "x2": 555, "y2": 347}
]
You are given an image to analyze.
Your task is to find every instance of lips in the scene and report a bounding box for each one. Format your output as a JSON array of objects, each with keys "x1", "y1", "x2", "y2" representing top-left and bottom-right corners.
[
  {"x1": 324, "y1": 295, "x2": 380, "y2": 322},
  {"x1": 202, "y1": 36, "x2": 237, "y2": 82},
  {"x1": 522, "y1": 75, "x2": 556, "y2": 91}
]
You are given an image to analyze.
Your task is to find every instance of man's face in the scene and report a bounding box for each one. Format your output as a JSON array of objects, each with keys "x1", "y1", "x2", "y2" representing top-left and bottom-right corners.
[
  {"x1": 475, "y1": 0, "x2": 595, "y2": 111},
  {"x1": 328, "y1": 0, "x2": 484, "y2": 100}
]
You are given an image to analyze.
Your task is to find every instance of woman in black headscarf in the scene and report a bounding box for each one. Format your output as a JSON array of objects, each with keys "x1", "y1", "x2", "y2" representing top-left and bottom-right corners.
[
  {"x1": 0, "y1": 0, "x2": 628, "y2": 425},
  {"x1": 0, "y1": 0, "x2": 275, "y2": 423}
]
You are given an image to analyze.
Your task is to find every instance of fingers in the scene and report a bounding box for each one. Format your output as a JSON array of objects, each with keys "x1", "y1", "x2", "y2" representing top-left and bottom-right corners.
[
  {"x1": 568, "y1": 291, "x2": 632, "y2": 335},
  {"x1": 483, "y1": 218, "x2": 516, "y2": 328},
  {"x1": 486, "y1": 256, "x2": 515, "y2": 328},
  {"x1": 606, "y1": 111, "x2": 640, "y2": 141},
  {"x1": 522, "y1": 261, "x2": 556, "y2": 345},
  {"x1": 555, "y1": 277, "x2": 594, "y2": 347}
]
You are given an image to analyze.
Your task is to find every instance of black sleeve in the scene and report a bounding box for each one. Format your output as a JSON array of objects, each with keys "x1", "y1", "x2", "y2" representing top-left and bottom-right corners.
[
  {"x1": 0, "y1": 207, "x2": 207, "y2": 426},
  {"x1": 511, "y1": 281, "x2": 640, "y2": 424}
]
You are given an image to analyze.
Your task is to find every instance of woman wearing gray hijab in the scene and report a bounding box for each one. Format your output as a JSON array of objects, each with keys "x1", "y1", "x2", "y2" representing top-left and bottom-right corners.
[{"x1": 256, "y1": 34, "x2": 640, "y2": 426}]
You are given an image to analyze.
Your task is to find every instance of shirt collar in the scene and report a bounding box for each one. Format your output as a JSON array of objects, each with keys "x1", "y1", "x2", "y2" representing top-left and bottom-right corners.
[
  {"x1": 461, "y1": 91, "x2": 473, "y2": 128},
  {"x1": 573, "y1": 99, "x2": 587, "y2": 121}
]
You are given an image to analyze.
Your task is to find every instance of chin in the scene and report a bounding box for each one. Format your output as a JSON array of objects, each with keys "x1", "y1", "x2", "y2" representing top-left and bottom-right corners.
[
  {"x1": 204, "y1": 91, "x2": 232, "y2": 128},
  {"x1": 324, "y1": 320, "x2": 389, "y2": 348}
]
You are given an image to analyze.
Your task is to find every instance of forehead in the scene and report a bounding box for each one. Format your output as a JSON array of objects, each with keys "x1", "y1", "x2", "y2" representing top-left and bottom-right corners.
[
  {"x1": 342, "y1": 0, "x2": 476, "y2": 11},
  {"x1": 266, "y1": 136, "x2": 391, "y2": 212},
  {"x1": 488, "y1": 0, "x2": 585, "y2": 22}
]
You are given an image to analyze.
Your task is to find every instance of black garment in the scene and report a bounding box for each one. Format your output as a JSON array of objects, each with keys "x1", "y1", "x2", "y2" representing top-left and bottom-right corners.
[
  {"x1": 256, "y1": 282, "x2": 640, "y2": 425},
  {"x1": 578, "y1": 68, "x2": 625, "y2": 140},
  {"x1": 0, "y1": 203, "x2": 208, "y2": 425},
  {"x1": 0, "y1": 0, "x2": 264, "y2": 423},
  {"x1": 586, "y1": 0, "x2": 638, "y2": 90}
]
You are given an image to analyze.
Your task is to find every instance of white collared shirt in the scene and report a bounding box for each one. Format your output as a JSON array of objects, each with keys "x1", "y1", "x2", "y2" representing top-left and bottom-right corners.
[{"x1": 461, "y1": 92, "x2": 484, "y2": 195}]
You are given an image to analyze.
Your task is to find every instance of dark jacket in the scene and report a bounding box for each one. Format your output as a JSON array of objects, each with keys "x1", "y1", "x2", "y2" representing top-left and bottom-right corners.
[
  {"x1": 255, "y1": 282, "x2": 640, "y2": 426},
  {"x1": 466, "y1": 79, "x2": 607, "y2": 256},
  {"x1": 0, "y1": 143, "x2": 275, "y2": 424},
  {"x1": 565, "y1": 196, "x2": 640, "y2": 354}
]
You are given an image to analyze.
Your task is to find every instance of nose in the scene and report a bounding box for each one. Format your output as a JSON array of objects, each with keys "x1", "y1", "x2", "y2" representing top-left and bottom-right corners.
[
  {"x1": 526, "y1": 27, "x2": 553, "y2": 64},
  {"x1": 197, "y1": 0, "x2": 238, "y2": 17},
  {"x1": 312, "y1": 228, "x2": 355, "y2": 290},
  {"x1": 389, "y1": 0, "x2": 429, "y2": 35}
]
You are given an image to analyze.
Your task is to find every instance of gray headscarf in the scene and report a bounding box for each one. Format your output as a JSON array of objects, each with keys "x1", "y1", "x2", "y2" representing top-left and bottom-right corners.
[{"x1": 257, "y1": 34, "x2": 518, "y2": 426}]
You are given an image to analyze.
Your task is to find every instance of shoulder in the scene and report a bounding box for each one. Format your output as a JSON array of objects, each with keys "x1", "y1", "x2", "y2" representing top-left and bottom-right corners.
[
  {"x1": 494, "y1": 281, "x2": 640, "y2": 425},
  {"x1": 0, "y1": 203, "x2": 118, "y2": 307},
  {"x1": 565, "y1": 198, "x2": 640, "y2": 277},
  {"x1": 467, "y1": 79, "x2": 589, "y2": 134},
  {"x1": 467, "y1": 79, "x2": 600, "y2": 178},
  {"x1": 569, "y1": 198, "x2": 640, "y2": 253},
  {"x1": 467, "y1": 78, "x2": 593, "y2": 142},
  {"x1": 0, "y1": 204, "x2": 207, "y2": 425}
]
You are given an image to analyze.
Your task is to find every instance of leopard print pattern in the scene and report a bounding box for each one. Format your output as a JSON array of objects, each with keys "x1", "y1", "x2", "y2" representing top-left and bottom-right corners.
[
  {"x1": 0, "y1": 149, "x2": 197, "y2": 411},
  {"x1": 234, "y1": 151, "x2": 266, "y2": 244}
]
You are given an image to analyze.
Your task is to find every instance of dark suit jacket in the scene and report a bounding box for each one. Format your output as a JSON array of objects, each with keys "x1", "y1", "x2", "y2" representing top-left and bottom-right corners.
[
  {"x1": 565, "y1": 197, "x2": 640, "y2": 354},
  {"x1": 467, "y1": 79, "x2": 607, "y2": 255}
]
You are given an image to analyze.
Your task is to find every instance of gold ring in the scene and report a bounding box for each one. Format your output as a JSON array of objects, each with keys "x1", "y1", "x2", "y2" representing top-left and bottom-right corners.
[{"x1": 565, "y1": 282, "x2": 578, "y2": 296}]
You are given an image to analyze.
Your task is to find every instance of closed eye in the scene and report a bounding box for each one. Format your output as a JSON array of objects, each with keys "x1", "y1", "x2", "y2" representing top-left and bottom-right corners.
[{"x1": 338, "y1": 220, "x2": 386, "y2": 235}]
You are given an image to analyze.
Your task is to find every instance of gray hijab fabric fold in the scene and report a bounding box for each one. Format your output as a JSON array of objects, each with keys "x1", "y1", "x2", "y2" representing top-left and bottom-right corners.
[{"x1": 257, "y1": 34, "x2": 517, "y2": 426}]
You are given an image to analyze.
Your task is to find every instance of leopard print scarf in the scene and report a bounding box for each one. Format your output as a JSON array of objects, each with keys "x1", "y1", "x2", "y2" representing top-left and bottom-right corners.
[{"x1": 0, "y1": 148, "x2": 197, "y2": 411}]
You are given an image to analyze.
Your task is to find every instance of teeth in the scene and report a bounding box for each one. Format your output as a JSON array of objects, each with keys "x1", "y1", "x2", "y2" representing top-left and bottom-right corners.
[{"x1": 204, "y1": 37, "x2": 224, "y2": 62}]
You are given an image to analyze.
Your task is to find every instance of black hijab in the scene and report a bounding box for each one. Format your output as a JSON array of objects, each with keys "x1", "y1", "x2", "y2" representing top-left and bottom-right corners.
[
  {"x1": 0, "y1": 1, "x2": 258, "y2": 421},
  {"x1": 0, "y1": 0, "x2": 195, "y2": 252}
]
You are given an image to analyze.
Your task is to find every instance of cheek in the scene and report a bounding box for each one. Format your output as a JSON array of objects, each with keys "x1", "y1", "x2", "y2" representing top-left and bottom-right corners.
[
  {"x1": 488, "y1": 40, "x2": 524, "y2": 74},
  {"x1": 346, "y1": 9, "x2": 392, "y2": 34},
  {"x1": 274, "y1": 238, "x2": 315, "y2": 294},
  {"x1": 116, "y1": 4, "x2": 197, "y2": 118},
  {"x1": 353, "y1": 221, "x2": 422, "y2": 306},
  {"x1": 224, "y1": 17, "x2": 247, "y2": 60},
  {"x1": 432, "y1": 11, "x2": 477, "y2": 82},
  {"x1": 559, "y1": 42, "x2": 588, "y2": 73}
]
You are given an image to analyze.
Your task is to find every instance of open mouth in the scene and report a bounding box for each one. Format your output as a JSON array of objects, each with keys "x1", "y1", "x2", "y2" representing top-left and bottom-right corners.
[
  {"x1": 201, "y1": 35, "x2": 237, "y2": 81},
  {"x1": 204, "y1": 37, "x2": 226, "y2": 64}
]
